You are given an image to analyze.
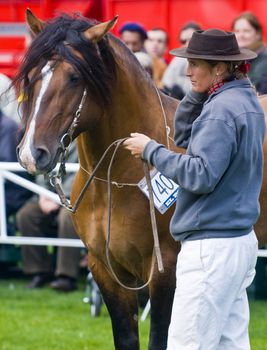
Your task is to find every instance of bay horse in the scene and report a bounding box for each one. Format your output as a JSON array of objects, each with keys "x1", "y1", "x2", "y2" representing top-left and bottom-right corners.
[
  {"x1": 15, "y1": 10, "x2": 180, "y2": 350},
  {"x1": 15, "y1": 10, "x2": 267, "y2": 349}
]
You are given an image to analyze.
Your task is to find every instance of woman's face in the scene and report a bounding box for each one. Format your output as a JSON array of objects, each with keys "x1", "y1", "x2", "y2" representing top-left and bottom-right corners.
[
  {"x1": 187, "y1": 59, "x2": 218, "y2": 93},
  {"x1": 233, "y1": 18, "x2": 260, "y2": 49}
]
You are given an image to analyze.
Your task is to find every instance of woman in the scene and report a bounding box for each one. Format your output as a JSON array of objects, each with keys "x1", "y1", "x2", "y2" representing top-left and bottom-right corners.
[
  {"x1": 232, "y1": 11, "x2": 267, "y2": 94},
  {"x1": 124, "y1": 29, "x2": 265, "y2": 349}
]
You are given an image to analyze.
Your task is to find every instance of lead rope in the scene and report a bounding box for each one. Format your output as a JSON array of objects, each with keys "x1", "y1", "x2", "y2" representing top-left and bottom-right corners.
[
  {"x1": 51, "y1": 137, "x2": 163, "y2": 289},
  {"x1": 105, "y1": 139, "x2": 164, "y2": 291},
  {"x1": 50, "y1": 86, "x2": 171, "y2": 289},
  {"x1": 154, "y1": 85, "x2": 171, "y2": 150}
]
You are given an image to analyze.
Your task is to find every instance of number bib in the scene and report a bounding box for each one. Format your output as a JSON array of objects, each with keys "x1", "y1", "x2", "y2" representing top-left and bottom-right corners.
[{"x1": 138, "y1": 169, "x2": 179, "y2": 214}]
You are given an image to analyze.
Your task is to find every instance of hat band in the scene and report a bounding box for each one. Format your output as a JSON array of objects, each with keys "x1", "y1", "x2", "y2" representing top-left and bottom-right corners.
[{"x1": 187, "y1": 47, "x2": 241, "y2": 56}]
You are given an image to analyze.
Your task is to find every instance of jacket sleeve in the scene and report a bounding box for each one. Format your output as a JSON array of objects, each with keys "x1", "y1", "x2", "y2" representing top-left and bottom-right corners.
[
  {"x1": 142, "y1": 117, "x2": 236, "y2": 194},
  {"x1": 174, "y1": 90, "x2": 208, "y2": 148}
]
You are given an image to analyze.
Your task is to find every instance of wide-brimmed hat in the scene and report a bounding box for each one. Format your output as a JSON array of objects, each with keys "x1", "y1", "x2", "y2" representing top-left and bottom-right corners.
[{"x1": 170, "y1": 29, "x2": 257, "y2": 61}]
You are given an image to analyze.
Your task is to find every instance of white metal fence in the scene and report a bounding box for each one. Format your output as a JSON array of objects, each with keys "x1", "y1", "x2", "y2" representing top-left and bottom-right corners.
[
  {"x1": 0, "y1": 162, "x2": 266, "y2": 257},
  {"x1": 0, "y1": 162, "x2": 84, "y2": 247}
]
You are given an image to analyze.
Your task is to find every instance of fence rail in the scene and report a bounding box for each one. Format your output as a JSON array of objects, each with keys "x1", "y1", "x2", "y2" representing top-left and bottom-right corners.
[
  {"x1": 0, "y1": 162, "x2": 266, "y2": 256},
  {"x1": 0, "y1": 162, "x2": 84, "y2": 247}
]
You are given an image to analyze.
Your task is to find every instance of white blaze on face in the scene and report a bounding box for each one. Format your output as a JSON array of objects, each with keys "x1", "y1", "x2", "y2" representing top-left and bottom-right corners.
[{"x1": 19, "y1": 63, "x2": 54, "y2": 173}]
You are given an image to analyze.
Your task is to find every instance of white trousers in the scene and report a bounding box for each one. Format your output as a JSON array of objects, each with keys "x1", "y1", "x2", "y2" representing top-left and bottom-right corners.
[{"x1": 167, "y1": 231, "x2": 258, "y2": 350}]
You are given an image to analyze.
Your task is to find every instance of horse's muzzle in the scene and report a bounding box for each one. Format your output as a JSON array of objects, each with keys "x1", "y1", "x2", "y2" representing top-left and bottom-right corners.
[{"x1": 16, "y1": 143, "x2": 56, "y2": 175}]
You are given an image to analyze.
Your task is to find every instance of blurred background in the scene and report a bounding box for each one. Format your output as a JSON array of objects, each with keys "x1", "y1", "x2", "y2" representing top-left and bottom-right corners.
[{"x1": 1, "y1": 0, "x2": 267, "y2": 78}]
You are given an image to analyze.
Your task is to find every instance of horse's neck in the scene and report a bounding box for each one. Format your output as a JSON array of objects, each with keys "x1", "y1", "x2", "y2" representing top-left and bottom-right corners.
[
  {"x1": 109, "y1": 36, "x2": 178, "y2": 134},
  {"x1": 77, "y1": 39, "x2": 178, "y2": 170},
  {"x1": 112, "y1": 60, "x2": 176, "y2": 136}
]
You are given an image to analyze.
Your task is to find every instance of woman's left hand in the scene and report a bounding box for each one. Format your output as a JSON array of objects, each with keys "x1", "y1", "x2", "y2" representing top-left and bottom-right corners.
[{"x1": 123, "y1": 133, "x2": 151, "y2": 158}]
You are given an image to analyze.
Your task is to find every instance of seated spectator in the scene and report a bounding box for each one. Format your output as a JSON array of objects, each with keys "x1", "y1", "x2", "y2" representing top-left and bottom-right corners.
[
  {"x1": 161, "y1": 21, "x2": 202, "y2": 95},
  {"x1": 145, "y1": 28, "x2": 168, "y2": 87},
  {"x1": 119, "y1": 22, "x2": 147, "y2": 53},
  {"x1": 231, "y1": 11, "x2": 267, "y2": 94},
  {"x1": 16, "y1": 142, "x2": 82, "y2": 292}
]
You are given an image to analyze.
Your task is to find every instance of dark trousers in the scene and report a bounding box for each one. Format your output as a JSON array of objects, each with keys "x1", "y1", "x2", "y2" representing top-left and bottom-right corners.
[{"x1": 16, "y1": 201, "x2": 81, "y2": 279}]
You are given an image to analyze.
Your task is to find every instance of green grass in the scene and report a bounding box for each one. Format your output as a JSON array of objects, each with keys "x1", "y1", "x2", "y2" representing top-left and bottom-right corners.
[
  {"x1": 249, "y1": 298, "x2": 267, "y2": 350},
  {"x1": 0, "y1": 278, "x2": 267, "y2": 350},
  {"x1": 0, "y1": 278, "x2": 149, "y2": 350}
]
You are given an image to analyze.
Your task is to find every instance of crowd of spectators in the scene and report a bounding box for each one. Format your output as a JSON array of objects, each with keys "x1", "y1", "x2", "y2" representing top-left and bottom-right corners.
[
  {"x1": 1, "y1": 10, "x2": 267, "y2": 292},
  {"x1": 118, "y1": 11, "x2": 267, "y2": 97}
]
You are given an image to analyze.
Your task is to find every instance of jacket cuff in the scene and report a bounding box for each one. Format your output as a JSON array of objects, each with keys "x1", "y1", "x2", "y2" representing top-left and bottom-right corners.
[{"x1": 142, "y1": 139, "x2": 162, "y2": 165}]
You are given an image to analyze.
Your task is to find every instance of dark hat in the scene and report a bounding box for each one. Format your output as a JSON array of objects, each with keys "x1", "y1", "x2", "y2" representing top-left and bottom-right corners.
[
  {"x1": 119, "y1": 22, "x2": 147, "y2": 41},
  {"x1": 170, "y1": 29, "x2": 257, "y2": 61}
]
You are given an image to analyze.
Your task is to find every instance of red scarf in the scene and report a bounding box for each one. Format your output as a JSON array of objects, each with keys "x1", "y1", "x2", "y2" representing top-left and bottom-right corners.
[{"x1": 208, "y1": 80, "x2": 225, "y2": 95}]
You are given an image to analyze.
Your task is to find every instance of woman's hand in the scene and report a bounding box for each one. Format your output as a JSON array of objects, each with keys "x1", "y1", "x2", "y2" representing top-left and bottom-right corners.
[{"x1": 124, "y1": 133, "x2": 151, "y2": 158}]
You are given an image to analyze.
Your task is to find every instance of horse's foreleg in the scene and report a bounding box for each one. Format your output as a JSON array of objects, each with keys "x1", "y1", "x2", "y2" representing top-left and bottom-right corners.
[
  {"x1": 148, "y1": 249, "x2": 178, "y2": 350},
  {"x1": 89, "y1": 255, "x2": 139, "y2": 350}
]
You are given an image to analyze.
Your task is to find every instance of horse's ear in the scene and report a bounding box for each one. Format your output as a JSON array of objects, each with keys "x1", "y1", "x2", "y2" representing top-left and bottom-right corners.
[
  {"x1": 26, "y1": 8, "x2": 46, "y2": 36},
  {"x1": 83, "y1": 16, "x2": 119, "y2": 43}
]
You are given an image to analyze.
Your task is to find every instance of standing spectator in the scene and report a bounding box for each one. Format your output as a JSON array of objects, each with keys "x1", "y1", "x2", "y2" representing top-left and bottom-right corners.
[
  {"x1": 16, "y1": 142, "x2": 82, "y2": 292},
  {"x1": 232, "y1": 11, "x2": 267, "y2": 94},
  {"x1": 145, "y1": 28, "x2": 168, "y2": 59},
  {"x1": 119, "y1": 22, "x2": 147, "y2": 53},
  {"x1": 145, "y1": 28, "x2": 168, "y2": 87},
  {"x1": 162, "y1": 21, "x2": 202, "y2": 96}
]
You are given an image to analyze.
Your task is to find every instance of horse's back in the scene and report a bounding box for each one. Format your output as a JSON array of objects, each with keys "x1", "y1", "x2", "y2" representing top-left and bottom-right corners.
[{"x1": 255, "y1": 95, "x2": 267, "y2": 245}]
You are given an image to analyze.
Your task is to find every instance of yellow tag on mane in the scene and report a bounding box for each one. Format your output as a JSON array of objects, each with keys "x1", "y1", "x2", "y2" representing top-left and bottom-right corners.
[{"x1": 18, "y1": 91, "x2": 28, "y2": 102}]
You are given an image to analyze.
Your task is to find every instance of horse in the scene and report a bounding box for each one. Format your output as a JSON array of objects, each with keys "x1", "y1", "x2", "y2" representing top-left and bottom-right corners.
[
  {"x1": 15, "y1": 10, "x2": 181, "y2": 350},
  {"x1": 14, "y1": 10, "x2": 267, "y2": 349}
]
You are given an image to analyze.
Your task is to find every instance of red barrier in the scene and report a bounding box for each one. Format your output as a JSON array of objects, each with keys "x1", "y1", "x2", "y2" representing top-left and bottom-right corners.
[
  {"x1": 104, "y1": 0, "x2": 267, "y2": 60},
  {"x1": 1, "y1": 0, "x2": 267, "y2": 78},
  {"x1": 0, "y1": 0, "x2": 93, "y2": 77}
]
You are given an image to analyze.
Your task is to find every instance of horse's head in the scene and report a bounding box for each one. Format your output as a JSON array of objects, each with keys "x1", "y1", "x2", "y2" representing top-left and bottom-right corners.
[{"x1": 16, "y1": 10, "x2": 118, "y2": 174}]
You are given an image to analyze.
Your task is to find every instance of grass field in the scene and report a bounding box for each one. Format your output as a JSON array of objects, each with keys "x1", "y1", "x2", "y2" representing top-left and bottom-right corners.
[{"x1": 0, "y1": 277, "x2": 267, "y2": 350}]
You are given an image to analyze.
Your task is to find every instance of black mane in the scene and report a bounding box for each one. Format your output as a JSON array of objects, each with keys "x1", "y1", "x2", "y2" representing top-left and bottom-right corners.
[{"x1": 14, "y1": 14, "x2": 117, "y2": 117}]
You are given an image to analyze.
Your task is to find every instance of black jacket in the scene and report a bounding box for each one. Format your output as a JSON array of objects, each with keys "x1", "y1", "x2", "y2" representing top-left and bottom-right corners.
[{"x1": 0, "y1": 111, "x2": 34, "y2": 217}]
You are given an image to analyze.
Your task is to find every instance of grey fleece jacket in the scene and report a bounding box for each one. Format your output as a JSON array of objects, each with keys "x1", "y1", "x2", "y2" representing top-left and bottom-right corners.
[{"x1": 143, "y1": 79, "x2": 265, "y2": 241}]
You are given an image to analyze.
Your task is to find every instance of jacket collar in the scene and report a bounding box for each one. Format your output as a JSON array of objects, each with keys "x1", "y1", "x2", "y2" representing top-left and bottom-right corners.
[{"x1": 205, "y1": 78, "x2": 252, "y2": 104}]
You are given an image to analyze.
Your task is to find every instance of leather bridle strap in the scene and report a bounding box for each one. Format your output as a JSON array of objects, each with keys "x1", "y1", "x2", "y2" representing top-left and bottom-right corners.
[{"x1": 51, "y1": 137, "x2": 164, "y2": 285}]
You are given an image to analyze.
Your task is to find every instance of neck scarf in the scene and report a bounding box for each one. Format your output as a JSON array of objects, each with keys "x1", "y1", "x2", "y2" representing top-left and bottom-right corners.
[{"x1": 208, "y1": 80, "x2": 225, "y2": 95}]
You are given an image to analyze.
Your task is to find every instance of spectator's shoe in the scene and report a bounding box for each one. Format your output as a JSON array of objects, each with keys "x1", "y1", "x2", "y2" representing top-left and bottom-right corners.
[
  {"x1": 50, "y1": 277, "x2": 77, "y2": 292},
  {"x1": 27, "y1": 273, "x2": 53, "y2": 289}
]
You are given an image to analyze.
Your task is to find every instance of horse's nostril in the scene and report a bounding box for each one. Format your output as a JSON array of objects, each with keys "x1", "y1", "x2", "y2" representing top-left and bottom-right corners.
[
  {"x1": 16, "y1": 145, "x2": 21, "y2": 160},
  {"x1": 34, "y1": 146, "x2": 51, "y2": 170}
]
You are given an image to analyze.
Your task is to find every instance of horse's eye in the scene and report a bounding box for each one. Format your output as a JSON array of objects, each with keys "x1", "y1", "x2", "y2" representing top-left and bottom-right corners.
[{"x1": 69, "y1": 74, "x2": 80, "y2": 85}]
